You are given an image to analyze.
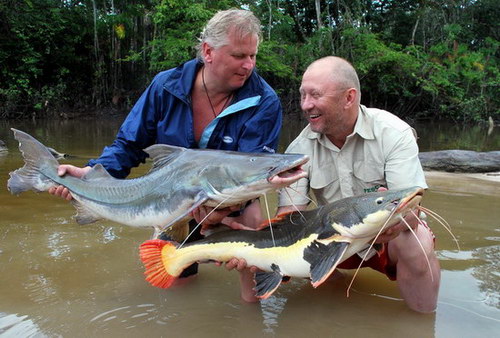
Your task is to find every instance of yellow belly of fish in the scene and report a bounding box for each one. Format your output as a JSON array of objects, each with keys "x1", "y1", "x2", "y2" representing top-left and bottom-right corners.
[{"x1": 163, "y1": 236, "x2": 320, "y2": 278}]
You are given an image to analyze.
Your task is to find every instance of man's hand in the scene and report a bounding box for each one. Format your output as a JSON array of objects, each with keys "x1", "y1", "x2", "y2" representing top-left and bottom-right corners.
[
  {"x1": 374, "y1": 186, "x2": 421, "y2": 243},
  {"x1": 47, "y1": 165, "x2": 91, "y2": 201},
  {"x1": 223, "y1": 258, "x2": 259, "y2": 273},
  {"x1": 374, "y1": 212, "x2": 420, "y2": 243},
  {"x1": 194, "y1": 199, "x2": 265, "y2": 235},
  {"x1": 192, "y1": 205, "x2": 242, "y2": 235}
]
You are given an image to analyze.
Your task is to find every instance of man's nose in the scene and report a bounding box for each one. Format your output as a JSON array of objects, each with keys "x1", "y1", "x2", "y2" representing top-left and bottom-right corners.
[
  {"x1": 241, "y1": 56, "x2": 255, "y2": 70},
  {"x1": 301, "y1": 96, "x2": 314, "y2": 111}
]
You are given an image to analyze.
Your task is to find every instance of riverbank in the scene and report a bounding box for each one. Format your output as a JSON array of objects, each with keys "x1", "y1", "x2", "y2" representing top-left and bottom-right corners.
[{"x1": 424, "y1": 170, "x2": 500, "y2": 197}]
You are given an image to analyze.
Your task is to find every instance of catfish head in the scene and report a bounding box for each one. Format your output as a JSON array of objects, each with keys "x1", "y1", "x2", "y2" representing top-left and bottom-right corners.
[
  {"x1": 193, "y1": 150, "x2": 309, "y2": 205},
  {"x1": 323, "y1": 186, "x2": 424, "y2": 239}
]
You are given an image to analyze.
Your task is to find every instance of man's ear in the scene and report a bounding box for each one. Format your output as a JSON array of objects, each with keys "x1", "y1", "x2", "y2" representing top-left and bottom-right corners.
[
  {"x1": 344, "y1": 88, "x2": 358, "y2": 109},
  {"x1": 202, "y1": 42, "x2": 213, "y2": 63}
]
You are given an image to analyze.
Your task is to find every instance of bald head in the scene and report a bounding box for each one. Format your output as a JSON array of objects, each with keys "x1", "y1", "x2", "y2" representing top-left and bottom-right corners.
[
  {"x1": 306, "y1": 56, "x2": 361, "y2": 95},
  {"x1": 300, "y1": 56, "x2": 361, "y2": 143}
]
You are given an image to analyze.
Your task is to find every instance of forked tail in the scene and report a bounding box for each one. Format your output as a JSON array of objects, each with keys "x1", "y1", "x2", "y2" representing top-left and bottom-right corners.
[
  {"x1": 8, "y1": 128, "x2": 59, "y2": 195},
  {"x1": 139, "y1": 239, "x2": 179, "y2": 288}
]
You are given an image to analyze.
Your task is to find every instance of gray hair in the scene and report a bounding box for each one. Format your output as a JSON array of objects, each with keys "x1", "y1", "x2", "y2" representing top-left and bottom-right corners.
[{"x1": 196, "y1": 9, "x2": 262, "y2": 61}]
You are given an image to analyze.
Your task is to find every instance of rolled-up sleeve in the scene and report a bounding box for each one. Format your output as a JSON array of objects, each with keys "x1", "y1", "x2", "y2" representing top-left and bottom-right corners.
[{"x1": 384, "y1": 127, "x2": 428, "y2": 190}]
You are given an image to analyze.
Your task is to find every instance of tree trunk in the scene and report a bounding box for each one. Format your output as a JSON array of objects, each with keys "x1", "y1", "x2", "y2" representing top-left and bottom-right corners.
[
  {"x1": 315, "y1": 0, "x2": 323, "y2": 30},
  {"x1": 411, "y1": 17, "x2": 419, "y2": 46},
  {"x1": 265, "y1": 0, "x2": 272, "y2": 40},
  {"x1": 91, "y1": 0, "x2": 99, "y2": 61}
]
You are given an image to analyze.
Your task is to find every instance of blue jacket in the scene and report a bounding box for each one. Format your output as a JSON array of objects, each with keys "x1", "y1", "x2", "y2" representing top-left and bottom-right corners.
[{"x1": 88, "y1": 59, "x2": 283, "y2": 178}]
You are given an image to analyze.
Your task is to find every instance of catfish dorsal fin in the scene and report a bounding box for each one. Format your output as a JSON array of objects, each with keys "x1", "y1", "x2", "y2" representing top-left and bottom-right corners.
[
  {"x1": 257, "y1": 211, "x2": 295, "y2": 229},
  {"x1": 82, "y1": 164, "x2": 114, "y2": 180},
  {"x1": 144, "y1": 144, "x2": 186, "y2": 170}
]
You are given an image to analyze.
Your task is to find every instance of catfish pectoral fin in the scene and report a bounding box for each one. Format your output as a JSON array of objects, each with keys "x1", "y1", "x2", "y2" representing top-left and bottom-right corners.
[
  {"x1": 140, "y1": 239, "x2": 183, "y2": 288},
  {"x1": 254, "y1": 263, "x2": 284, "y2": 299},
  {"x1": 72, "y1": 200, "x2": 102, "y2": 224},
  {"x1": 156, "y1": 190, "x2": 208, "y2": 234},
  {"x1": 305, "y1": 240, "x2": 350, "y2": 288}
]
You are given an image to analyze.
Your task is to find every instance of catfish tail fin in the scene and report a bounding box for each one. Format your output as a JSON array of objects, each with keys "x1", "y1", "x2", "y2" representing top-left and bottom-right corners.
[
  {"x1": 140, "y1": 239, "x2": 179, "y2": 289},
  {"x1": 8, "y1": 128, "x2": 59, "y2": 195}
]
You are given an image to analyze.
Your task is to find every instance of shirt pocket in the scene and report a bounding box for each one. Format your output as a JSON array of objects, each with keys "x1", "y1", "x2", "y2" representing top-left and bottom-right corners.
[
  {"x1": 353, "y1": 160, "x2": 385, "y2": 193},
  {"x1": 310, "y1": 163, "x2": 339, "y2": 189}
]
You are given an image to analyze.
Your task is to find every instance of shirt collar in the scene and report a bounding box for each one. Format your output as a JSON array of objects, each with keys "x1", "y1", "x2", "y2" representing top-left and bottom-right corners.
[
  {"x1": 302, "y1": 125, "x2": 338, "y2": 151},
  {"x1": 353, "y1": 105, "x2": 375, "y2": 140}
]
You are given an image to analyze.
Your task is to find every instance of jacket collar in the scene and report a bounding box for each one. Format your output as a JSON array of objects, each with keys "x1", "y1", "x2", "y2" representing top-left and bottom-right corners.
[{"x1": 163, "y1": 58, "x2": 265, "y2": 102}]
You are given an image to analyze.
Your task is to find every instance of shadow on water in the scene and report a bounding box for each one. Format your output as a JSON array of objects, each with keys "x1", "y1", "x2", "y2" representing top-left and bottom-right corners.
[{"x1": 0, "y1": 116, "x2": 499, "y2": 337}]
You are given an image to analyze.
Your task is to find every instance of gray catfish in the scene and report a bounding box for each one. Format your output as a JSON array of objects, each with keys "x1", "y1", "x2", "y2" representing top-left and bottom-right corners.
[
  {"x1": 7, "y1": 129, "x2": 308, "y2": 236},
  {"x1": 140, "y1": 187, "x2": 424, "y2": 298}
]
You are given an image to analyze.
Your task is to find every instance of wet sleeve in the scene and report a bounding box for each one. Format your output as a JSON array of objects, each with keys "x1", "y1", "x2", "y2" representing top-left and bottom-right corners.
[
  {"x1": 237, "y1": 92, "x2": 283, "y2": 154},
  {"x1": 384, "y1": 128, "x2": 428, "y2": 190},
  {"x1": 87, "y1": 76, "x2": 163, "y2": 178}
]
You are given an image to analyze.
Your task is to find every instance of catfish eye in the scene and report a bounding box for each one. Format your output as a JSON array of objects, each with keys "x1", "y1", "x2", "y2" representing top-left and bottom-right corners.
[
  {"x1": 250, "y1": 158, "x2": 256, "y2": 162},
  {"x1": 376, "y1": 197, "x2": 383, "y2": 205}
]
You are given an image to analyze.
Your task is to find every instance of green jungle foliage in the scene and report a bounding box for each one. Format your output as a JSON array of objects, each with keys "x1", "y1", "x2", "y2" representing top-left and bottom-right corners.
[{"x1": 0, "y1": 0, "x2": 498, "y2": 123}]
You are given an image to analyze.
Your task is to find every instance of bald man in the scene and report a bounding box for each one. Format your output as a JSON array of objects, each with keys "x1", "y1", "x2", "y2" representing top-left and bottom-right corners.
[{"x1": 276, "y1": 56, "x2": 440, "y2": 313}]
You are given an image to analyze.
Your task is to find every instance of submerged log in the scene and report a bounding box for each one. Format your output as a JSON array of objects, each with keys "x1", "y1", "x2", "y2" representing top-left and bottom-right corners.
[
  {"x1": 419, "y1": 150, "x2": 500, "y2": 173},
  {"x1": 0, "y1": 140, "x2": 7, "y2": 152}
]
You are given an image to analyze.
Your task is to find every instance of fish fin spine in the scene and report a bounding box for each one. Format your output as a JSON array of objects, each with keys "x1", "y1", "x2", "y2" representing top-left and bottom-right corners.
[{"x1": 139, "y1": 239, "x2": 178, "y2": 289}]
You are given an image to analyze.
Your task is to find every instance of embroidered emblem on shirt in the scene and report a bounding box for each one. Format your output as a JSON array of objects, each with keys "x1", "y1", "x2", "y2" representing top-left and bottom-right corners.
[{"x1": 364, "y1": 184, "x2": 382, "y2": 193}]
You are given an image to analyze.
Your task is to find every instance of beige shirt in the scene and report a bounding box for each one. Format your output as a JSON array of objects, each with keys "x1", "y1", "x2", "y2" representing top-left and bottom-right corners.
[{"x1": 278, "y1": 105, "x2": 427, "y2": 207}]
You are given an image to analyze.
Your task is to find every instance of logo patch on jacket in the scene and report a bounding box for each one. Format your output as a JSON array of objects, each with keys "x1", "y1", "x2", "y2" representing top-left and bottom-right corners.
[{"x1": 222, "y1": 136, "x2": 234, "y2": 144}]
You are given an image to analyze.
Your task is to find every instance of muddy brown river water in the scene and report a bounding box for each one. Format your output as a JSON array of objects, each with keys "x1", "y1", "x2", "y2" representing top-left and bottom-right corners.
[{"x1": 0, "y1": 117, "x2": 499, "y2": 337}]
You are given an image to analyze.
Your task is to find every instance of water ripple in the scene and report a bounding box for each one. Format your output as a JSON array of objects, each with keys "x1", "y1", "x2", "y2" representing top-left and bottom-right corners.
[{"x1": 0, "y1": 313, "x2": 46, "y2": 337}]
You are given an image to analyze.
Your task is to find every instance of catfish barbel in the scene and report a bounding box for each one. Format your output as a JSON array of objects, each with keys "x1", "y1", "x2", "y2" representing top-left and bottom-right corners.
[
  {"x1": 7, "y1": 129, "x2": 308, "y2": 235},
  {"x1": 140, "y1": 187, "x2": 424, "y2": 298}
]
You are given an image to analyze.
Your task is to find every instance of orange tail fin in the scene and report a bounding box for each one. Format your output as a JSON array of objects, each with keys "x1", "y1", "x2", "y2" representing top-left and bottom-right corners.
[{"x1": 139, "y1": 239, "x2": 178, "y2": 289}]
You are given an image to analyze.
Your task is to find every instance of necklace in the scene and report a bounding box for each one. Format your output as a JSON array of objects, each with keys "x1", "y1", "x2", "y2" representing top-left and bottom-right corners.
[{"x1": 202, "y1": 67, "x2": 232, "y2": 118}]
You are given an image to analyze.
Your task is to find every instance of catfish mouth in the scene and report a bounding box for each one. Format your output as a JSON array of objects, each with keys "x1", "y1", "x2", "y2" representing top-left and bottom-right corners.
[
  {"x1": 394, "y1": 188, "x2": 425, "y2": 213},
  {"x1": 267, "y1": 155, "x2": 309, "y2": 187}
]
